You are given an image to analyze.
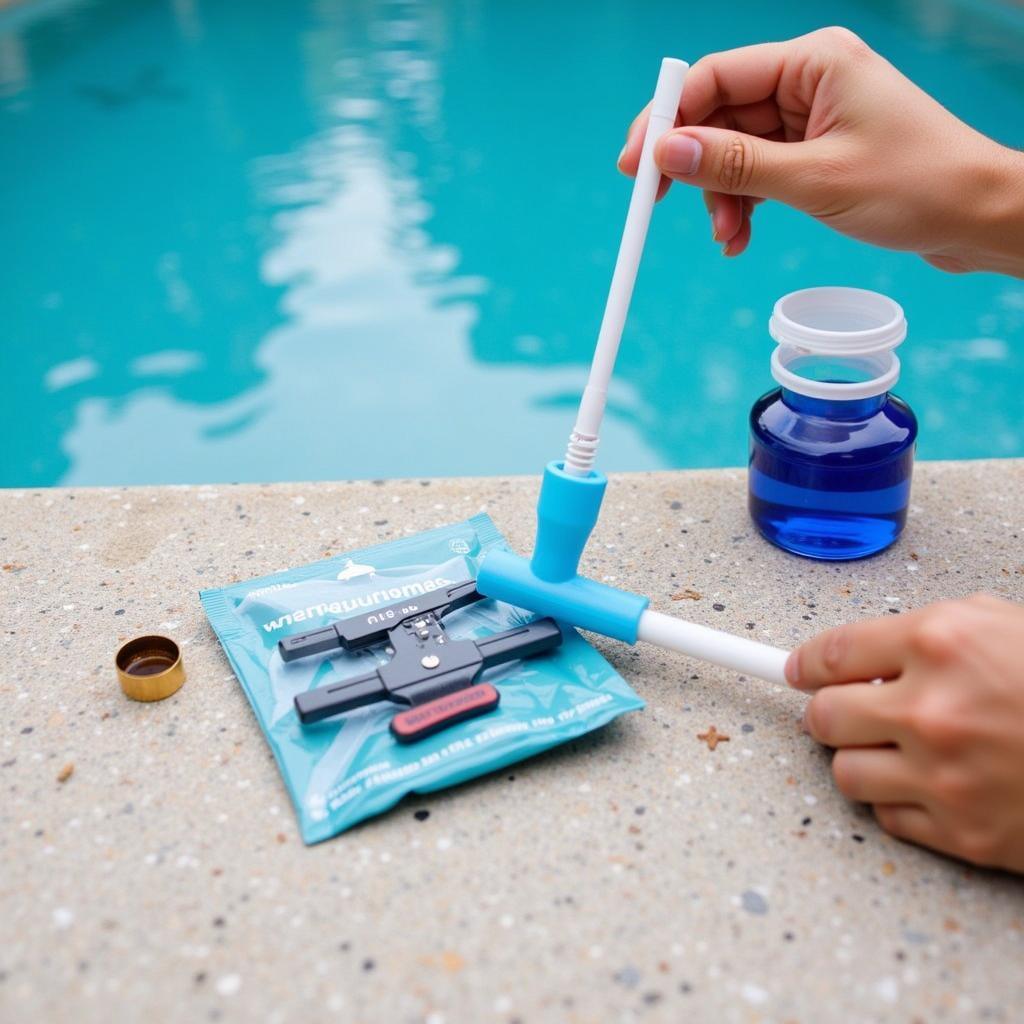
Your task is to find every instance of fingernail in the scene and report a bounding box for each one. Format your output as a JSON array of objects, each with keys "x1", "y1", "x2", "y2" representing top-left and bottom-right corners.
[
  {"x1": 710, "y1": 212, "x2": 720, "y2": 243},
  {"x1": 659, "y1": 134, "x2": 702, "y2": 175},
  {"x1": 798, "y1": 710, "x2": 810, "y2": 735},
  {"x1": 617, "y1": 142, "x2": 627, "y2": 168},
  {"x1": 785, "y1": 651, "x2": 801, "y2": 686}
]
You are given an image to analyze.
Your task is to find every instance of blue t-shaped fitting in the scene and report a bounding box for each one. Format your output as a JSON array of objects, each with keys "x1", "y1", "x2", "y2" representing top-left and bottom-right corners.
[
  {"x1": 531, "y1": 461, "x2": 606, "y2": 582},
  {"x1": 477, "y1": 462, "x2": 649, "y2": 644}
]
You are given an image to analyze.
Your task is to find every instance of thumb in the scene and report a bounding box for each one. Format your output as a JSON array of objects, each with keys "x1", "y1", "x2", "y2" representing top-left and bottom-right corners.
[{"x1": 654, "y1": 126, "x2": 831, "y2": 210}]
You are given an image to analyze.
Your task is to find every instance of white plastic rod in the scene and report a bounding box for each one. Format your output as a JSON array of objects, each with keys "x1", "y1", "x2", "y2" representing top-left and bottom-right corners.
[
  {"x1": 564, "y1": 56, "x2": 689, "y2": 476},
  {"x1": 636, "y1": 609, "x2": 790, "y2": 685}
]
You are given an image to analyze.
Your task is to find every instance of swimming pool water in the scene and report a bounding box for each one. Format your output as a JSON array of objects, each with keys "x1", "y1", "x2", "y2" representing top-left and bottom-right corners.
[{"x1": 2, "y1": 0, "x2": 1023, "y2": 487}]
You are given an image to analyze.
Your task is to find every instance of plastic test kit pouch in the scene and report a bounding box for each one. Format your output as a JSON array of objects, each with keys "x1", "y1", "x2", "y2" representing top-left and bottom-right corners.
[
  {"x1": 200, "y1": 514, "x2": 643, "y2": 843},
  {"x1": 748, "y1": 286, "x2": 918, "y2": 560}
]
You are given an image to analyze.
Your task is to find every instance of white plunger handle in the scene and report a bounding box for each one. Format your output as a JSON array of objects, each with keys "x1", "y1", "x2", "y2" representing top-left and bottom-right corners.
[
  {"x1": 637, "y1": 609, "x2": 790, "y2": 685},
  {"x1": 565, "y1": 57, "x2": 689, "y2": 476}
]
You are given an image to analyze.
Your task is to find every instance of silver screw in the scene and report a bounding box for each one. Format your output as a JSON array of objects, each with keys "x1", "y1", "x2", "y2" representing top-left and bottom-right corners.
[{"x1": 420, "y1": 655, "x2": 440, "y2": 669}]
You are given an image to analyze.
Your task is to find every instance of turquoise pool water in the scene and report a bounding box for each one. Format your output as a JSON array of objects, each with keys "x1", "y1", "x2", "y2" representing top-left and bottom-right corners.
[{"x1": 2, "y1": 0, "x2": 1023, "y2": 487}]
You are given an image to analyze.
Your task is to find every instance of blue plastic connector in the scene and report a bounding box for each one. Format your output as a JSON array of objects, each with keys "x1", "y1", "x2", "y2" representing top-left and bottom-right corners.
[
  {"x1": 531, "y1": 461, "x2": 606, "y2": 582},
  {"x1": 476, "y1": 461, "x2": 649, "y2": 644}
]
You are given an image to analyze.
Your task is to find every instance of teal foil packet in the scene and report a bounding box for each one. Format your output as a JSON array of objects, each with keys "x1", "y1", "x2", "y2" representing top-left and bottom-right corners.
[{"x1": 200, "y1": 513, "x2": 643, "y2": 843}]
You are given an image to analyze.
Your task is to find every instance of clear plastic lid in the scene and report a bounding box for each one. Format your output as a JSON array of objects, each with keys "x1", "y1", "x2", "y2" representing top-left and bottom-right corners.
[{"x1": 768, "y1": 287, "x2": 907, "y2": 400}]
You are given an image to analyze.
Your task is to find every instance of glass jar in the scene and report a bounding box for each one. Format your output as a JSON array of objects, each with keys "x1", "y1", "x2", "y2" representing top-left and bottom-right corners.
[{"x1": 748, "y1": 287, "x2": 917, "y2": 561}]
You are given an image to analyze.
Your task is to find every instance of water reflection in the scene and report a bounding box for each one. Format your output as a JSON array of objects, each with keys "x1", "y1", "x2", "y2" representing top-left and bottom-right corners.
[
  {"x1": 61, "y1": 120, "x2": 659, "y2": 482},
  {"x1": 57, "y1": 0, "x2": 660, "y2": 483}
]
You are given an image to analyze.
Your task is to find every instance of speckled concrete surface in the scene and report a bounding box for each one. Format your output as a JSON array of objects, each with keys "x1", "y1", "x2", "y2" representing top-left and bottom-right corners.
[{"x1": 3, "y1": 460, "x2": 1023, "y2": 1024}]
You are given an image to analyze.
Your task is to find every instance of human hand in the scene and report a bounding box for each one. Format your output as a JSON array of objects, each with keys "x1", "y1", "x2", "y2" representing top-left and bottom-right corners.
[
  {"x1": 618, "y1": 27, "x2": 1024, "y2": 276},
  {"x1": 786, "y1": 594, "x2": 1024, "y2": 873}
]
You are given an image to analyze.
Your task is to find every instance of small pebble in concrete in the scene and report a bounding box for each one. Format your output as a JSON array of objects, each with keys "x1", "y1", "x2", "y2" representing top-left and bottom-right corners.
[
  {"x1": 740, "y1": 890, "x2": 768, "y2": 915},
  {"x1": 613, "y1": 966, "x2": 640, "y2": 988},
  {"x1": 53, "y1": 907, "x2": 74, "y2": 929},
  {"x1": 741, "y1": 982, "x2": 769, "y2": 1005},
  {"x1": 215, "y1": 973, "x2": 241, "y2": 996}
]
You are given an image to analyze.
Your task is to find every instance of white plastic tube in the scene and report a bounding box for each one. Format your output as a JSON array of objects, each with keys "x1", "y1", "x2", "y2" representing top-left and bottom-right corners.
[
  {"x1": 636, "y1": 609, "x2": 790, "y2": 685},
  {"x1": 564, "y1": 57, "x2": 689, "y2": 476}
]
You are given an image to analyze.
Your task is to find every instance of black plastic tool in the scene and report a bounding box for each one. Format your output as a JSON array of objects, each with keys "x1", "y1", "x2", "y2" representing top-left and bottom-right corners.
[{"x1": 280, "y1": 581, "x2": 562, "y2": 742}]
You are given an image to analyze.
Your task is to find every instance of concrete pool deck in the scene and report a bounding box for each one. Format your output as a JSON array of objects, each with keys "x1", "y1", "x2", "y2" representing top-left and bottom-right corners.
[{"x1": 3, "y1": 459, "x2": 1023, "y2": 1022}]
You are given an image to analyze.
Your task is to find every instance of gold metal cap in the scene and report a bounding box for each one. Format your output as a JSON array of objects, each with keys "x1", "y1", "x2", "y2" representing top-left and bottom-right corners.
[{"x1": 116, "y1": 635, "x2": 186, "y2": 702}]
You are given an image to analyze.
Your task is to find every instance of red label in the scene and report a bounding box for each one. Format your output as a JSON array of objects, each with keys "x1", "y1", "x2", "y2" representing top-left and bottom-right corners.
[{"x1": 390, "y1": 684, "x2": 500, "y2": 743}]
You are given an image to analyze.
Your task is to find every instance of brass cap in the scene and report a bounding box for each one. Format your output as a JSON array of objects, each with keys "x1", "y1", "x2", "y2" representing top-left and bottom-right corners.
[{"x1": 116, "y1": 635, "x2": 186, "y2": 702}]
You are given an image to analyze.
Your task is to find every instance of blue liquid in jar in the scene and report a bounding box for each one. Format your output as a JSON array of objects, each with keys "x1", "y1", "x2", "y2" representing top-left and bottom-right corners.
[{"x1": 749, "y1": 387, "x2": 917, "y2": 560}]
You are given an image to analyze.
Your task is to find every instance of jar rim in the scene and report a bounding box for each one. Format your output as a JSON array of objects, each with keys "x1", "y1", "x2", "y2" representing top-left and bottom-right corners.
[
  {"x1": 769, "y1": 287, "x2": 907, "y2": 356},
  {"x1": 771, "y1": 347, "x2": 900, "y2": 400}
]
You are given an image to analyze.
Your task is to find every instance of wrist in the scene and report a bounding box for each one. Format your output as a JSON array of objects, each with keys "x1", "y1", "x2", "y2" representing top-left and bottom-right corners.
[{"x1": 963, "y1": 141, "x2": 1024, "y2": 277}]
